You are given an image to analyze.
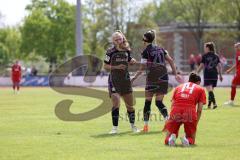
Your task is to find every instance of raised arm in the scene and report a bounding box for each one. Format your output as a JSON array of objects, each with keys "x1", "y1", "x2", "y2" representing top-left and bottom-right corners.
[
  {"x1": 197, "y1": 102, "x2": 203, "y2": 124},
  {"x1": 226, "y1": 64, "x2": 236, "y2": 74},
  {"x1": 217, "y1": 63, "x2": 223, "y2": 81},
  {"x1": 131, "y1": 63, "x2": 145, "y2": 83},
  {"x1": 165, "y1": 54, "x2": 182, "y2": 82},
  {"x1": 196, "y1": 63, "x2": 204, "y2": 73},
  {"x1": 104, "y1": 63, "x2": 126, "y2": 71},
  {"x1": 165, "y1": 54, "x2": 177, "y2": 76}
]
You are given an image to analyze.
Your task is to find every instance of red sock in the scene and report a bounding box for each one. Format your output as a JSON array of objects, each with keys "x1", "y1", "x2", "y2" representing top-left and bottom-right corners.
[
  {"x1": 231, "y1": 86, "x2": 236, "y2": 101},
  {"x1": 13, "y1": 85, "x2": 15, "y2": 90},
  {"x1": 187, "y1": 137, "x2": 195, "y2": 145},
  {"x1": 165, "y1": 135, "x2": 170, "y2": 145}
]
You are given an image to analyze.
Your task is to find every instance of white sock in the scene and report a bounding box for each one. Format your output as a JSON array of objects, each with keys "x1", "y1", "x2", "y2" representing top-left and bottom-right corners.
[
  {"x1": 164, "y1": 116, "x2": 169, "y2": 121},
  {"x1": 113, "y1": 126, "x2": 118, "y2": 130},
  {"x1": 144, "y1": 121, "x2": 148, "y2": 125},
  {"x1": 130, "y1": 123, "x2": 135, "y2": 128}
]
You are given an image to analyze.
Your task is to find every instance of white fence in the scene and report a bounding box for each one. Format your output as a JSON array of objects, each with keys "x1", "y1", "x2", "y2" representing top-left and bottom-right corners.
[{"x1": 0, "y1": 75, "x2": 235, "y2": 87}]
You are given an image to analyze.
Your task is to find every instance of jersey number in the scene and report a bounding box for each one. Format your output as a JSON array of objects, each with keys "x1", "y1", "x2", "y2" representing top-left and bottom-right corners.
[{"x1": 181, "y1": 83, "x2": 196, "y2": 94}]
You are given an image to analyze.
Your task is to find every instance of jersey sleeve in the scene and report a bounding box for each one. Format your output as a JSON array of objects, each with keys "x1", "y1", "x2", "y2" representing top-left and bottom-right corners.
[
  {"x1": 171, "y1": 87, "x2": 178, "y2": 102},
  {"x1": 163, "y1": 49, "x2": 169, "y2": 56},
  {"x1": 19, "y1": 66, "x2": 22, "y2": 76},
  {"x1": 201, "y1": 55, "x2": 205, "y2": 64},
  {"x1": 104, "y1": 50, "x2": 112, "y2": 65},
  {"x1": 141, "y1": 49, "x2": 148, "y2": 64},
  {"x1": 127, "y1": 51, "x2": 133, "y2": 62},
  {"x1": 198, "y1": 88, "x2": 206, "y2": 105},
  {"x1": 216, "y1": 55, "x2": 220, "y2": 64}
]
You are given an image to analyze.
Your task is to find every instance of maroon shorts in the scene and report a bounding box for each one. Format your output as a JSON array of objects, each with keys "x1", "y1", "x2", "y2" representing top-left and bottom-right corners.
[{"x1": 12, "y1": 76, "x2": 21, "y2": 83}]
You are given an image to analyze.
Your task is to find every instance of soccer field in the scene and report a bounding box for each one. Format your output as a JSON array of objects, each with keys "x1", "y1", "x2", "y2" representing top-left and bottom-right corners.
[{"x1": 1, "y1": 87, "x2": 240, "y2": 160}]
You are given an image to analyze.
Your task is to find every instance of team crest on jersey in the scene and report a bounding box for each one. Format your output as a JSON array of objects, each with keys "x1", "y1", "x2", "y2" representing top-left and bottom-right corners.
[
  {"x1": 105, "y1": 55, "x2": 110, "y2": 62},
  {"x1": 116, "y1": 58, "x2": 128, "y2": 62},
  {"x1": 164, "y1": 49, "x2": 169, "y2": 55}
]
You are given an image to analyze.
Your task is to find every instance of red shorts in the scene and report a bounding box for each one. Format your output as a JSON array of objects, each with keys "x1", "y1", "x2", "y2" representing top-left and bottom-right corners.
[
  {"x1": 164, "y1": 107, "x2": 197, "y2": 138},
  {"x1": 232, "y1": 74, "x2": 240, "y2": 86},
  {"x1": 12, "y1": 76, "x2": 21, "y2": 83}
]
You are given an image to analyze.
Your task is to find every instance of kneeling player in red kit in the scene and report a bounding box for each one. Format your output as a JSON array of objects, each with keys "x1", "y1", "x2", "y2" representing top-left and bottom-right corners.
[{"x1": 164, "y1": 73, "x2": 206, "y2": 147}]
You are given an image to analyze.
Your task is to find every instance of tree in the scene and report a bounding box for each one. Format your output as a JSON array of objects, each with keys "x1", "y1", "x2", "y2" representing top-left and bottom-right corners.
[
  {"x1": 82, "y1": 0, "x2": 130, "y2": 57},
  {"x1": 0, "y1": 27, "x2": 22, "y2": 64},
  {"x1": 0, "y1": 11, "x2": 4, "y2": 27},
  {"x1": 216, "y1": 0, "x2": 240, "y2": 41},
  {"x1": 154, "y1": 0, "x2": 217, "y2": 52},
  {"x1": 21, "y1": 0, "x2": 75, "y2": 69}
]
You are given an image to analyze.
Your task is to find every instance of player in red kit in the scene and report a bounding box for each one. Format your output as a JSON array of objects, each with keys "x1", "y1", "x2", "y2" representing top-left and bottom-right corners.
[
  {"x1": 224, "y1": 42, "x2": 240, "y2": 106},
  {"x1": 11, "y1": 60, "x2": 22, "y2": 94},
  {"x1": 163, "y1": 73, "x2": 206, "y2": 147}
]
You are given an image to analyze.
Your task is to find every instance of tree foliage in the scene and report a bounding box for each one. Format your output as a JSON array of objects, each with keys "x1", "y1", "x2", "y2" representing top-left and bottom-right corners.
[{"x1": 21, "y1": 0, "x2": 75, "y2": 64}]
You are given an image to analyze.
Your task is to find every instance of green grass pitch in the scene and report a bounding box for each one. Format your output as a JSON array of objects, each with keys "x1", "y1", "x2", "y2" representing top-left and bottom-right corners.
[{"x1": 0, "y1": 87, "x2": 240, "y2": 160}]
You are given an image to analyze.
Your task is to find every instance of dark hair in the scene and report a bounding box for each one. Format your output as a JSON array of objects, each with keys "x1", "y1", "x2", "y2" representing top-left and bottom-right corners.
[
  {"x1": 189, "y1": 72, "x2": 201, "y2": 83},
  {"x1": 205, "y1": 42, "x2": 215, "y2": 52},
  {"x1": 143, "y1": 30, "x2": 155, "y2": 43}
]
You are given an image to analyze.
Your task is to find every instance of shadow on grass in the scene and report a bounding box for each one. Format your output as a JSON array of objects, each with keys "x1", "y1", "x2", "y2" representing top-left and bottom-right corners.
[
  {"x1": 222, "y1": 104, "x2": 240, "y2": 108},
  {"x1": 203, "y1": 104, "x2": 240, "y2": 110},
  {"x1": 130, "y1": 130, "x2": 163, "y2": 136},
  {"x1": 91, "y1": 130, "x2": 164, "y2": 138},
  {"x1": 233, "y1": 105, "x2": 240, "y2": 107},
  {"x1": 164, "y1": 144, "x2": 197, "y2": 148},
  {"x1": 91, "y1": 131, "x2": 132, "y2": 138}
]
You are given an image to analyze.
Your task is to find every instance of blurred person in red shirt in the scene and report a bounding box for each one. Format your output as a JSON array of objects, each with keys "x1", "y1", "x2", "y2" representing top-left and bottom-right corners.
[
  {"x1": 195, "y1": 53, "x2": 202, "y2": 66},
  {"x1": 188, "y1": 54, "x2": 196, "y2": 71},
  {"x1": 11, "y1": 60, "x2": 22, "y2": 94},
  {"x1": 224, "y1": 43, "x2": 240, "y2": 106}
]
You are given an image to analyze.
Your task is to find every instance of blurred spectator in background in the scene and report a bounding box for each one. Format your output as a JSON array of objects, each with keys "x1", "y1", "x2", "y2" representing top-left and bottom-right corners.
[
  {"x1": 25, "y1": 67, "x2": 31, "y2": 77},
  {"x1": 195, "y1": 53, "x2": 202, "y2": 66},
  {"x1": 31, "y1": 66, "x2": 38, "y2": 76},
  {"x1": 188, "y1": 54, "x2": 196, "y2": 71},
  {"x1": 220, "y1": 54, "x2": 227, "y2": 71}
]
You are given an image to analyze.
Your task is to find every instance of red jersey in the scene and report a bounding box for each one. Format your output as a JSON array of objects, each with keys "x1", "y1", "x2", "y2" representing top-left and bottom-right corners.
[
  {"x1": 236, "y1": 50, "x2": 240, "y2": 74},
  {"x1": 12, "y1": 64, "x2": 21, "y2": 78},
  {"x1": 171, "y1": 82, "x2": 206, "y2": 109}
]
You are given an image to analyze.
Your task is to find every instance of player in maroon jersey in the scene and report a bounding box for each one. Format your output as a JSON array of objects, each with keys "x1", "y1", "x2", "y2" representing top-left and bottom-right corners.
[
  {"x1": 131, "y1": 30, "x2": 181, "y2": 132},
  {"x1": 11, "y1": 60, "x2": 22, "y2": 94}
]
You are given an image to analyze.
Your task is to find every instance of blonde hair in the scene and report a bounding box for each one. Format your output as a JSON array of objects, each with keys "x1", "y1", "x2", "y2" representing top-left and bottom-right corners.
[
  {"x1": 234, "y1": 42, "x2": 240, "y2": 48},
  {"x1": 112, "y1": 30, "x2": 131, "y2": 51}
]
